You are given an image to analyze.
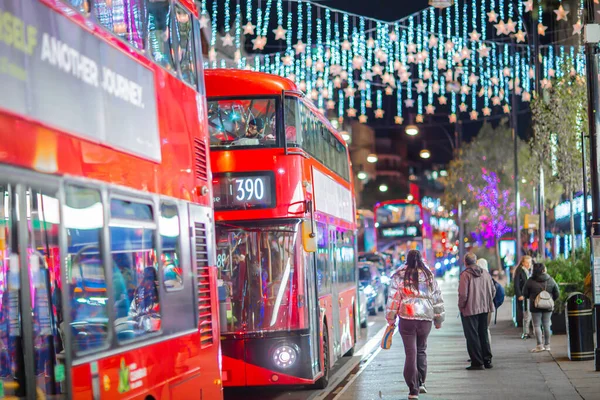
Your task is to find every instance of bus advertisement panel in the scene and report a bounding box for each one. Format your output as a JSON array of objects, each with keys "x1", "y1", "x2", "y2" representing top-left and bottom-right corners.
[
  {"x1": 0, "y1": 1, "x2": 221, "y2": 399},
  {"x1": 206, "y1": 69, "x2": 358, "y2": 389}
]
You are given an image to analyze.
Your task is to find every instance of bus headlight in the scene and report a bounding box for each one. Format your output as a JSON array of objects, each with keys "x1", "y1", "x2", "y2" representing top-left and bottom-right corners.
[{"x1": 273, "y1": 345, "x2": 298, "y2": 369}]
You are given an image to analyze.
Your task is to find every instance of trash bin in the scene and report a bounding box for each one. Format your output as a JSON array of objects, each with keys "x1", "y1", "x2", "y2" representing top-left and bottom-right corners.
[{"x1": 565, "y1": 292, "x2": 594, "y2": 361}]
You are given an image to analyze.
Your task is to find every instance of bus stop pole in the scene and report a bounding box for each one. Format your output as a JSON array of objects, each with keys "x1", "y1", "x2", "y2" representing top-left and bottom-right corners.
[{"x1": 583, "y1": 0, "x2": 600, "y2": 371}]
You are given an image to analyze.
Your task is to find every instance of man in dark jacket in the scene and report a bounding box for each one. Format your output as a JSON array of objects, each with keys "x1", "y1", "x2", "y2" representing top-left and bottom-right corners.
[
  {"x1": 458, "y1": 253, "x2": 496, "y2": 370},
  {"x1": 513, "y1": 256, "x2": 533, "y2": 339}
]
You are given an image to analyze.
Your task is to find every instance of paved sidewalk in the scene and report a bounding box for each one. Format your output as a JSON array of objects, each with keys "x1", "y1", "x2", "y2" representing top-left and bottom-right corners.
[{"x1": 338, "y1": 277, "x2": 589, "y2": 400}]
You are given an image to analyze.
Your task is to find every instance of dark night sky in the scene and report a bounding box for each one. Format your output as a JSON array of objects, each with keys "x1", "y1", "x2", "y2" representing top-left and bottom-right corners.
[{"x1": 311, "y1": 0, "x2": 430, "y2": 22}]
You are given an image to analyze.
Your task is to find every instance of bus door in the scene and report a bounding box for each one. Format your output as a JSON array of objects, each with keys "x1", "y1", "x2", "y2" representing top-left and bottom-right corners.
[
  {"x1": 329, "y1": 226, "x2": 341, "y2": 358},
  {"x1": 304, "y1": 228, "x2": 320, "y2": 378},
  {"x1": 0, "y1": 178, "x2": 67, "y2": 399}
]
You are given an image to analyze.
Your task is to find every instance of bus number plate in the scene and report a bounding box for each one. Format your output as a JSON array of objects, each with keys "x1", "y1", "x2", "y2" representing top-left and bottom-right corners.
[{"x1": 213, "y1": 173, "x2": 275, "y2": 210}]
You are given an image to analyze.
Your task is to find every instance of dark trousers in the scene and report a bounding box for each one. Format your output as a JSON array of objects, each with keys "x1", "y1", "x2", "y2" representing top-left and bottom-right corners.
[
  {"x1": 399, "y1": 318, "x2": 432, "y2": 396},
  {"x1": 461, "y1": 313, "x2": 492, "y2": 367}
]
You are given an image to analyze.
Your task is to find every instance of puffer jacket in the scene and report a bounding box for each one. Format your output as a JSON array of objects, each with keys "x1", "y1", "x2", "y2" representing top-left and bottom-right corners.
[{"x1": 385, "y1": 266, "x2": 445, "y2": 325}]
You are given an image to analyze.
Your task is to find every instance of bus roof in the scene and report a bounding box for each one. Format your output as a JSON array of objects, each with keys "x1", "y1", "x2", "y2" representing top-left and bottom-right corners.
[{"x1": 204, "y1": 69, "x2": 300, "y2": 97}]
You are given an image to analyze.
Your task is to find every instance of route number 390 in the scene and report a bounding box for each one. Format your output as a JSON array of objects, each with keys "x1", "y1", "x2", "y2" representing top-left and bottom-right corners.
[{"x1": 234, "y1": 178, "x2": 265, "y2": 202}]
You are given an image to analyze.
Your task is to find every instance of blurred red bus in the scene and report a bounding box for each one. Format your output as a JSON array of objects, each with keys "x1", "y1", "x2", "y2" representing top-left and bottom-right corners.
[
  {"x1": 374, "y1": 200, "x2": 434, "y2": 268},
  {"x1": 205, "y1": 69, "x2": 358, "y2": 388},
  {"x1": 0, "y1": 0, "x2": 221, "y2": 399}
]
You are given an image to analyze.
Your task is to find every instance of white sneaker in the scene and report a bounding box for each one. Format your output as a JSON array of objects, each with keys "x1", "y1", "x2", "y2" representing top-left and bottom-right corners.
[
  {"x1": 544, "y1": 346, "x2": 551, "y2": 351},
  {"x1": 530, "y1": 345, "x2": 545, "y2": 353},
  {"x1": 419, "y1": 384, "x2": 428, "y2": 394},
  {"x1": 408, "y1": 395, "x2": 419, "y2": 399}
]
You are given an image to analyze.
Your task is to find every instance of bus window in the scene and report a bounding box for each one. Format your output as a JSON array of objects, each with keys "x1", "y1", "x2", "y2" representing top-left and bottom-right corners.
[
  {"x1": 316, "y1": 222, "x2": 330, "y2": 295},
  {"x1": 160, "y1": 202, "x2": 183, "y2": 291},
  {"x1": 173, "y1": 3, "x2": 197, "y2": 87},
  {"x1": 208, "y1": 98, "x2": 278, "y2": 147},
  {"x1": 94, "y1": 0, "x2": 145, "y2": 50},
  {"x1": 110, "y1": 199, "x2": 161, "y2": 342},
  {"x1": 284, "y1": 98, "x2": 299, "y2": 145},
  {"x1": 64, "y1": 186, "x2": 109, "y2": 355},
  {"x1": 146, "y1": 0, "x2": 175, "y2": 71}
]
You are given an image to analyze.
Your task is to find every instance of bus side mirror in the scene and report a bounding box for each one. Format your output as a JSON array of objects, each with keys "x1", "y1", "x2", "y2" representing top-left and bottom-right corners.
[{"x1": 302, "y1": 220, "x2": 317, "y2": 253}]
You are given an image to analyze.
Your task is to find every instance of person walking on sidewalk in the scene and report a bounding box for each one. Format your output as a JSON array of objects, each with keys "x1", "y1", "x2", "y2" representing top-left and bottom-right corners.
[
  {"x1": 386, "y1": 250, "x2": 445, "y2": 400},
  {"x1": 523, "y1": 263, "x2": 560, "y2": 352},
  {"x1": 514, "y1": 256, "x2": 533, "y2": 339},
  {"x1": 459, "y1": 253, "x2": 496, "y2": 371}
]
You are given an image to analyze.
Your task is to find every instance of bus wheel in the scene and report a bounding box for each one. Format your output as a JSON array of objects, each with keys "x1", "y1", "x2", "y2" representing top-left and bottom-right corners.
[{"x1": 313, "y1": 327, "x2": 330, "y2": 389}]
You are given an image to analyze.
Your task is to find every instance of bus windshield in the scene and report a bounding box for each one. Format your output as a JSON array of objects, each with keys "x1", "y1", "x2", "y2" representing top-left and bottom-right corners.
[
  {"x1": 208, "y1": 98, "x2": 278, "y2": 147},
  {"x1": 215, "y1": 221, "x2": 304, "y2": 333}
]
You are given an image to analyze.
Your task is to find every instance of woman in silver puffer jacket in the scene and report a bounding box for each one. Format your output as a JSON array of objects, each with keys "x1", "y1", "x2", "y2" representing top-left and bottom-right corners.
[{"x1": 386, "y1": 250, "x2": 445, "y2": 400}]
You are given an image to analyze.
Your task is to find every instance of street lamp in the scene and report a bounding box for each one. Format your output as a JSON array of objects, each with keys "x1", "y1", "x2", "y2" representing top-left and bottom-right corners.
[
  {"x1": 379, "y1": 184, "x2": 388, "y2": 192},
  {"x1": 429, "y1": 0, "x2": 454, "y2": 9},
  {"x1": 405, "y1": 125, "x2": 419, "y2": 136},
  {"x1": 367, "y1": 153, "x2": 378, "y2": 163},
  {"x1": 357, "y1": 171, "x2": 368, "y2": 180},
  {"x1": 420, "y1": 148, "x2": 431, "y2": 159},
  {"x1": 341, "y1": 131, "x2": 351, "y2": 142},
  {"x1": 407, "y1": 194, "x2": 414, "y2": 201}
]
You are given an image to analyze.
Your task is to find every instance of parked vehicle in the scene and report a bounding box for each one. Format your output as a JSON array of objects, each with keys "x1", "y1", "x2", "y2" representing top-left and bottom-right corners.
[
  {"x1": 358, "y1": 262, "x2": 386, "y2": 315},
  {"x1": 358, "y1": 286, "x2": 368, "y2": 328},
  {"x1": 359, "y1": 252, "x2": 392, "y2": 300}
]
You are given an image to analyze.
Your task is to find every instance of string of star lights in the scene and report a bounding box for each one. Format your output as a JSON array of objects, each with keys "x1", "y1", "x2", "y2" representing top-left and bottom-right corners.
[{"x1": 204, "y1": 0, "x2": 585, "y2": 124}]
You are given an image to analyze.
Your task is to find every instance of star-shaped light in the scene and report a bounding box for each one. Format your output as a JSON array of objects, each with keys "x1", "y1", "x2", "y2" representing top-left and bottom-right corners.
[
  {"x1": 461, "y1": 85, "x2": 471, "y2": 95},
  {"x1": 492, "y1": 96, "x2": 501, "y2": 106},
  {"x1": 252, "y1": 36, "x2": 267, "y2": 50},
  {"x1": 315, "y1": 60, "x2": 325, "y2": 73},
  {"x1": 389, "y1": 31, "x2": 398, "y2": 42},
  {"x1": 281, "y1": 55, "x2": 293, "y2": 66},
  {"x1": 293, "y1": 40, "x2": 306, "y2": 54},
  {"x1": 372, "y1": 64, "x2": 383, "y2": 76},
  {"x1": 322, "y1": 88, "x2": 330, "y2": 98},
  {"x1": 407, "y1": 54, "x2": 416, "y2": 64},
  {"x1": 344, "y1": 86, "x2": 356, "y2": 98},
  {"x1": 573, "y1": 20, "x2": 583, "y2": 35},
  {"x1": 482, "y1": 107, "x2": 492, "y2": 116},
  {"x1": 365, "y1": 100, "x2": 373, "y2": 108},
  {"x1": 554, "y1": 5, "x2": 569, "y2": 21},
  {"x1": 529, "y1": 68, "x2": 535, "y2": 78},
  {"x1": 358, "y1": 81, "x2": 367, "y2": 91},
  {"x1": 444, "y1": 40, "x2": 455, "y2": 53},
  {"x1": 432, "y1": 82, "x2": 441, "y2": 94},
  {"x1": 407, "y1": 43, "x2": 417, "y2": 53},
  {"x1": 416, "y1": 51, "x2": 427, "y2": 64},
  {"x1": 306, "y1": 58, "x2": 313, "y2": 68},
  {"x1": 243, "y1": 21, "x2": 256, "y2": 35},
  {"x1": 234, "y1": 50, "x2": 242, "y2": 63},
  {"x1": 487, "y1": 10, "x2": 498, "y2": 23},
  {"x1": 341, "y1": 40, "x2": 352, "y2": 51},
  {"x1": 382, "y1": 73, "x2": 393, "y2": 85},
  {"x1": 394, "y1": 61, "x2": 405, "y2": 72},
  {"x1": 439, "y1": 95, "x2": 448, "y2": 105},
  {"x1": 298, "y1": 81, "x2": 307, "y2": 92},
  {"x1": 491, "y1": 76, "x2": 500, "y2": 86},
  {"x1": 538, "y1": 23, "x2": 548, "y2": 36},
  {"x1": 347, "y1": 108, "x2": 357, "y2": 117},
  {"x1": 452, "y1": 53, "x2": 462, "y2": 64},
  {"x1": 503, "y1": 104, "x2": 511, "y2": 114},
  {"x1": 505, "y1": 19, "x2": 517, "y2": 33},
  {"x1": 548, "y1": 68, "x2": 556, "y2": 78},
  {"x1": 200, "y1": 14, "x2": 210, "y2": 29},
  {"x1": 423, "y1": 69, "x2": 433, "y2": 80},
  {"x1": 515, "y1": 86, "x2": 523, "y2": 95},
  {"x1": 468, "y1": 73, "x2": 480, "y2": 86},
  {"x1": 494, "y1": 20, "x2": 507, "y2": 35},
  {"x1": 469, "y1": 30, "x2": 482, "y2": 42},
  {"x1": 273, "y1": 25, "x2": 287, "y2": 40},
  {"x1": 437, "y1": 58, "x2": 448, "y2": 70},
  {"x1": 358, "y1": 114, "x2": 368, "y2": 123},
  {"x1": 449, "y1": 113, "x2": 457, "y2": 123},
  {"x1": 503, "y1": 67, "x2": 512, "y2": 77},
  {"x1": 477, "y1": 44, "x2": 490, "y2": 58},
  {"x1": 415, "y1": 80, "x2": 427, "y2": 93},
  {"x1": 367, "y1": 37, "x2": 376, "y2": 48},
  {"x1": 221, "y1": 33, "x2": 234, "y2": 47},
  {"x1": 541, "y1": 78, "x2": 551, "y2": 89},
  {"x1": 326, "y1": 100, "x2": 336, "y2": 110},
  {"x1": 405, "y1": 99, "x2": 415, "y2": 108},
  {"x1": 352, "y1": 55, "x2": 364, "y2": 70},
  {"x1": 310, "y1": 90, "x2": 318, "y2": 101},
  {"x1": 375, "y1": 109, "x2": 385, "y2": 118},
  {"x1": 523, "y1": 0, "x2": 533, "y2": 12},
  {"x1": 385, "y1": 87, "x2": 394, "y2": 96},
  {"x1": 415, "y1": 114, "x2": 424, "y2": 123},
  {"x1": 333, "y1": 77, "x2": 342, "y2": 88},
  {"x1": 399, "y1": 71, "x2": 411, "y2": 83},
  {"x1": 470, "y1": 110, "x2": 479, "y2": 120},
  {"x1": 459, "y1": 103, "x2": 468, "y2": 112},
  {"x1": 444, "y1": 69, "x2": 454, "y2": 81},
  {"x1": 429, "y1": 35, "x2": 439, "y2": 48},
  {"x1": 315, "y1": 77, "x2": 325, "y2": 88},
  {"x1": 394, "y1": 116, "x2": 404, "y2": 125},
  {"x1": 515, "y1": 30, "x2": 526, "y2": 43},
  {"x1": 522, "y1": 91, "x2": 531, "y2": 102},
  {"x1": 208, "y1": 47, "x2": 217, "y2": 62},
  {"x1": 425, "y1": 104, "x2": 436, "y2": 115},
  {"x1": 478, "y1": 87, "x2": 486, "y2": 97}
]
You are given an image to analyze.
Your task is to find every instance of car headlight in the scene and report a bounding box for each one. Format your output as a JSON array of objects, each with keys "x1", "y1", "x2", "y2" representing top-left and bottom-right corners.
[
  {"x1": 272, "y1": 345, "x2": 298, "y2": 369},
  {"x1": 443, "y1": 259, "x2": 449, "y2": 265},
  {"x1": 380, "y1": 276, "x2": 390, "y2": 285},
  {"x1": 435, "y1": 262, "x2": 442, "y2": 270},
  {"x1": 364, "y1": 285, "x2": 375, "y2": 296}
]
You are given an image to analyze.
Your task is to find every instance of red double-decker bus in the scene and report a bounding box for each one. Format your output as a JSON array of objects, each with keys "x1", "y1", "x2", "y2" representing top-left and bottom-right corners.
[
  {"x1": 0, "y1": 0, "x2": 221, "y2": 399},
  {"x1": 374, "y1": 200, "x2": 434, "y2": 267},
  {"x1": 205, "y1": 69, "x2": 358, "y2": 388}
]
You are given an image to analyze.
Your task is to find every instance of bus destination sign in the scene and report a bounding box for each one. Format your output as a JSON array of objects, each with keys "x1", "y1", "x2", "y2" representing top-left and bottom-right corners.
[
  {"x1": 380, "y1": 225, "x2": 419, "y2": 238},
  {"x1": 213, "y1": 173, "x2": 275, "y2": 210}
]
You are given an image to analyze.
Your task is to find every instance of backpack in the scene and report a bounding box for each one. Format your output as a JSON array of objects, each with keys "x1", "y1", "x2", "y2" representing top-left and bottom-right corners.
[
  {"x1": 493, "y1": 279, "x2": 505, "y2": 309},
  {"x1": 534, "y1": 282, "x2": 554, "y2": 310}
]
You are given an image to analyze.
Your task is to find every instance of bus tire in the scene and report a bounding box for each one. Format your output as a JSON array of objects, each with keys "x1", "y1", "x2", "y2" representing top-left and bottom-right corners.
[{"x1": 313, "y1": 326, "x2": 330, "y2": 389}]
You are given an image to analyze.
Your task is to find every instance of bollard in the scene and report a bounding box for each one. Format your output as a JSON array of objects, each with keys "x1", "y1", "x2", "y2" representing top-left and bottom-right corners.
[{"x1": 565, "y1": 293, "x2": 594, "y2": 361}]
